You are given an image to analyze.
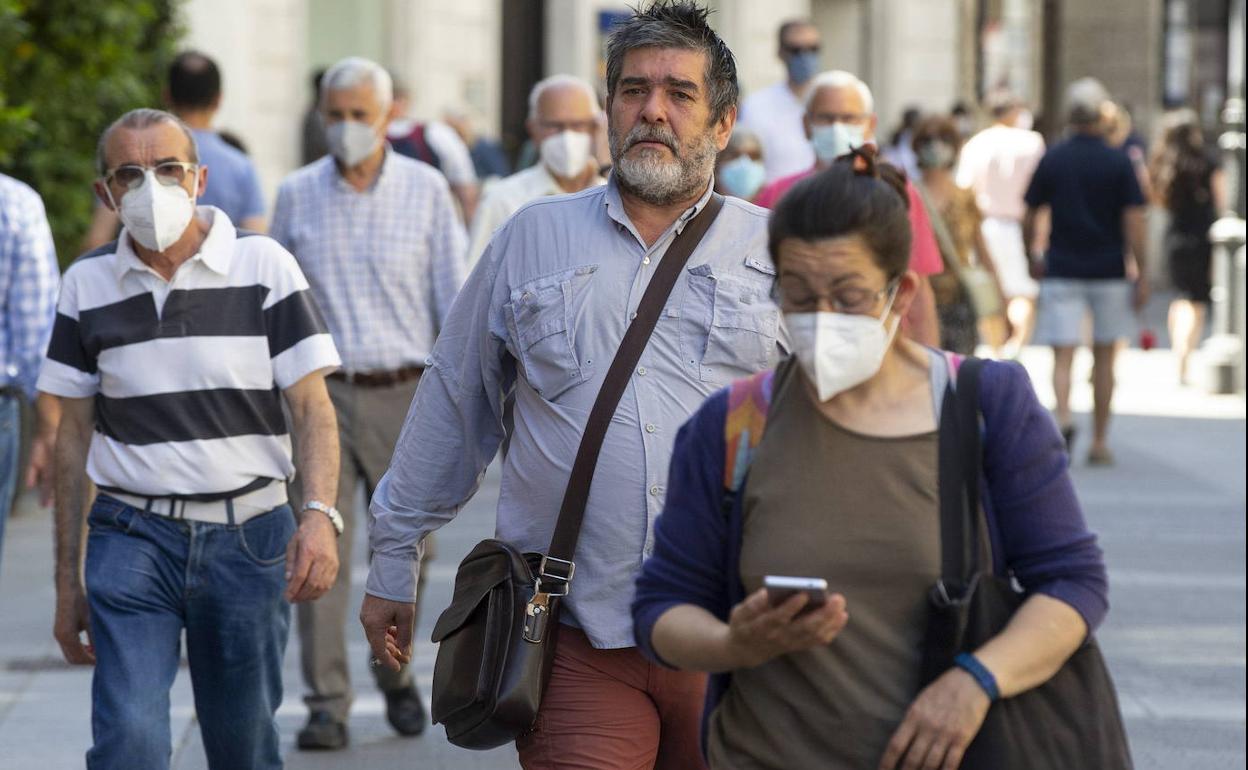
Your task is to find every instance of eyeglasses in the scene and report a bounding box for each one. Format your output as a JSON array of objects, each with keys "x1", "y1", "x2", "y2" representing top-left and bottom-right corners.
[
  {"x1": 537, "y1": 119, "x2": 598, "y2": 134},
  {"x1": 778, "y1": 279, "x2": 897, "y2": 315},
  {"x1": 102, "y1": 162, "x2": 198, "y2": 191},
  {"x1": 783, "y1": 44, "x2": 821, "y2": 56},
  {"x1": 809, "y1": 112, "x2": 870, "y2": 126}
]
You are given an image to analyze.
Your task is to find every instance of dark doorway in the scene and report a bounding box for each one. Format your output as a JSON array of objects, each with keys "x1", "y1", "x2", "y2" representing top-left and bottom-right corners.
[{"x1": 501, "y1": 0, "x2": 546, "y2": 166}]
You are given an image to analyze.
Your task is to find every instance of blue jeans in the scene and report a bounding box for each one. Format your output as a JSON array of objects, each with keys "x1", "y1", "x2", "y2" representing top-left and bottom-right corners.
[
  {"x1": 83, "y1": 495, "x2": 296, "y2": 770},
  {"x1": 0, "y1": 393, "x2": 20, "y2": 578}
]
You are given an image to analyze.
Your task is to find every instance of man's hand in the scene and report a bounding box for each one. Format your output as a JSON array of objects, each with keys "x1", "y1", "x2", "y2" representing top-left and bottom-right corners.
[
  {"x1": 724, "y1": 587, "x2": 849, "y2": 669},
  {"x1": 284, "y1": 513, "x2": 339, "y2": 603},
  {"x1": 53, "y1": 586, "x2": 95, "y2": 665},
  {"x1": 24, "y1": 430, "x2": 56, "y2": 507},
  {"x1": 361, "y1": 594, "x2": 417, "y2": 672},
  {"x1": 878, "y1": 667, "x2": 992, "y2": 770}
]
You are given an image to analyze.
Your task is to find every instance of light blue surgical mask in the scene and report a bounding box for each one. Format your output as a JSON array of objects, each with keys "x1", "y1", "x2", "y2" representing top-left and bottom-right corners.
[
  {"x1": 786, "y1": 51, "x2": 820, "y2": 85},
  {"x1": 718, "y1": 156, "x2": 766, "y2": 200},
  {"x1": 810, "y1": 122, "x2": 866, "y2": 164}
]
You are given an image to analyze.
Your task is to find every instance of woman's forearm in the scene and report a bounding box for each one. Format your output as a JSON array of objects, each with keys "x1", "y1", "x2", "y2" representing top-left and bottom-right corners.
[
  {"x1": 651, "y1": 604, "x2": 741, "y2": 673},
  {"x1": 972, "y1": 593, "x2": 1088, "y2": 698}
]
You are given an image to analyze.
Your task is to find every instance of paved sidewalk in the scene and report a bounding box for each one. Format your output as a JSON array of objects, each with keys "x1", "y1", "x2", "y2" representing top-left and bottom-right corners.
[{"x1": 0, "y1": 344, "x2": 1244, "y2": 769}]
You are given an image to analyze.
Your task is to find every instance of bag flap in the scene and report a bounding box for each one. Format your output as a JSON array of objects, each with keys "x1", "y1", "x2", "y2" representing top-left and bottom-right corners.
[{"x1": 431, "y1": 539, "x2": 532, "y2": 643}]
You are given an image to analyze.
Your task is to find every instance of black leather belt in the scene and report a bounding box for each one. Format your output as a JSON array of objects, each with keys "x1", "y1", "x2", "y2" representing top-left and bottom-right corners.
[{"x1": 329, "y1": 365, "x2": 424, "y2": 388}]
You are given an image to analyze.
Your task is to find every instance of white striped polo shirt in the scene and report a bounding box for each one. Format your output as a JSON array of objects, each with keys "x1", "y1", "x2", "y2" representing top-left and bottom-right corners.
[{"x1": 37, "y1": 206, "x2": 341, "y2": 499}]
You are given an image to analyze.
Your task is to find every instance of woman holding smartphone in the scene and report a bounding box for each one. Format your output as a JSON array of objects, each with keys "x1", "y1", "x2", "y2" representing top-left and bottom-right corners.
[{"x1": 631, "y1": 152, "x2": 1108, "y2": 770}]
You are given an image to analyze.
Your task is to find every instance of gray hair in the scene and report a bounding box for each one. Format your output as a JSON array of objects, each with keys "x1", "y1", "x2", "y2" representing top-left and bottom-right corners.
[
  {"x1": 527, "y1": 74, "x2": 601, "y2": 122},
  {"x1": 604, "y1": 0, "x2": 738, "y2": 125},
  {"x1": 321, "y1": 56, "x2": 394, "y2": 112},
  {"x1": 804, "y1": 70, "x2": 875, "y2": 115},
  {"x1": 96, "y1": 108, "x2": 199, "y2": 176},
  {"x1": 1066, "y1": 77, "x2": 1109, "y2": 126}
]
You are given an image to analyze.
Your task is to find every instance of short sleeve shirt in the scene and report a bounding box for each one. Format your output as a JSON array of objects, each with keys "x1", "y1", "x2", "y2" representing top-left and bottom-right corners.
[
  {"x1": 1024, "y1": 134, "x2": 1146, "y2": 279},
  {"x1": 194, "y1": 130, "x2": 266, "y2": 224},
  {"x1": 37, "y1": 207, "x2": 340, "y2": 496}
]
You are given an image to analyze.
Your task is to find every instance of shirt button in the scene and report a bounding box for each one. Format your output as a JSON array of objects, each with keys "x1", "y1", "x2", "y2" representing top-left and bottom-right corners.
[
  {"x1": 630, "y1": 312, "x2": 638, "y2": 320},
  {"x1": 649, "y1": 485, "x2": 660, "y2": 496},
  {"x1": 637, "y1": 366, "x2": 647, "y2": 376},
  {"x1": 645, "y1": 423, "x2": 657, "y2": 434},
  {"x1": 642, "y1": 256, "x2": 651, "y2": 265}
]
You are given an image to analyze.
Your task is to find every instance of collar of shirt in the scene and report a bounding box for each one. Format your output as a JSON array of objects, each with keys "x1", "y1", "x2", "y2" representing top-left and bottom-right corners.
[
  {"x1": 602, "y1": 172, "x2": 715, "y2": 247},
  {"x1": 326, "y1": 143, "x2": 398, "y2": 194},
  {"x1": 111, "y1": 205, "x2": 235, "y2": 284}
]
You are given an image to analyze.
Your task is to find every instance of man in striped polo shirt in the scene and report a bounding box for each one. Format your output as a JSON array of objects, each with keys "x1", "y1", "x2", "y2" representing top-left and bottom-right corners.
[{"x1": 38, "y1": 108, "x2": 343, "y2": 770}]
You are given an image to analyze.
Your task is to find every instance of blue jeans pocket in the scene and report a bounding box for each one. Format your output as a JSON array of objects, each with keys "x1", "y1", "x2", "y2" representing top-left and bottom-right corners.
[
  {"x1": 87, "y1": 496, "x2": 137, "y2": 533},
  {"x1": 237, "y1": 506, "x2": 296, "y2": 566}
]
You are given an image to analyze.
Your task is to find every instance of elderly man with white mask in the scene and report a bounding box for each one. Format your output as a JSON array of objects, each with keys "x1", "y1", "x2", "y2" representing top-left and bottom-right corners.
[
  {"x1": 270, "y1": 55, "x2": 469, "y2": 751},
  {"x1": 467, "y1": 74, "x2": 607, "y2": 266},
  {"x1": 40, "y1": 107, "x2": 342, "y2": 770}
]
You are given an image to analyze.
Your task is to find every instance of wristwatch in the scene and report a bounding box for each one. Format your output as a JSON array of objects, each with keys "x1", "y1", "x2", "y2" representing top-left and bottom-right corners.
[{"x1": 302, "y1": 500, "x2": 344, "y2": 536}]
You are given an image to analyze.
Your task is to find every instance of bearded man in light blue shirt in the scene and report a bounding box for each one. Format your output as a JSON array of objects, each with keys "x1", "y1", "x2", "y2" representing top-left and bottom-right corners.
[{"x1": 362, "y1": 2, "x2": 784, "y2": 765}]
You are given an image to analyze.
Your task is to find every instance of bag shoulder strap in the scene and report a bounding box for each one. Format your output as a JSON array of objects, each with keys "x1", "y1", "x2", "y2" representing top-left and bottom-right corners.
[
  {"x1": 543, "y1": 193, "x2": 726, "y2": 577},
  {"x1": 724, "y1": 368, "x2": 776, "y2": 494},
  {"x1": 937, "y1": 354, "x2": 985, "y2": 591},
  {"x1": 913, "y1": 180, "x2": 967, "y2": 278}
]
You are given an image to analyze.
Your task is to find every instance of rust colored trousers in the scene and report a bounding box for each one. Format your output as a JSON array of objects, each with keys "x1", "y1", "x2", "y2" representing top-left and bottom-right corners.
[{"x1": 516, "y1": 626, "x2": 709, "y2": 770}]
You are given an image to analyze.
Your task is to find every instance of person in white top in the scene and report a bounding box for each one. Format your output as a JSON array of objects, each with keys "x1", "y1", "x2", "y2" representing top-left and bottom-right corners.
[
  {"x1": 956, "y1": 91, "x2": 1046, "y2": 355},
  {"x1": 738, "y1": 18, "x2": 820, "y2": 183},
  {"x1": 387, "y1": 79, "x2": 481, "y2": 222},
  {"x1": 467, "y1": 75, "x2": 607, "y2": 267}
]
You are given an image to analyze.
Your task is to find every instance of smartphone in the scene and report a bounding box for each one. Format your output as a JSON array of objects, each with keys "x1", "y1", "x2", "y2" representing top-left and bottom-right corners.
[{"x1": 763, "y1": 575, "x2": 829, "y2": 611}]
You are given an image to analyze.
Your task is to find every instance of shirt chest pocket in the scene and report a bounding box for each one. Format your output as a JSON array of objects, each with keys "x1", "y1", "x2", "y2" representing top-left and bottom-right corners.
[
  {"x1": 505, "y1": 265, "x2": 598, "y2": 401},
  {"x1": 680, "y1": 259, "x2": 780, "y2": 386}
]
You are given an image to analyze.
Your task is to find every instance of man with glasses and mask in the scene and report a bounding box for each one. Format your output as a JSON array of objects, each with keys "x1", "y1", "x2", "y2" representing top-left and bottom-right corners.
[
  {"x1": 738, "y1": 18, "x2": 820, "y2": 183},
  {"x1": 269, "y1": 55, "x2": 468, "y2": 751},
  {"x1": 754, "y1": 70, "x2": 945, "y2": 346},
  {"x1": 38, "y1": 108, "x2": 342, "y2": 770},
  {"x1": 467, "y1": 74, "x2": 607, "y2": 267},
  {"x1": 359, "y1": 3, "x2": 783, "y2": 767}
]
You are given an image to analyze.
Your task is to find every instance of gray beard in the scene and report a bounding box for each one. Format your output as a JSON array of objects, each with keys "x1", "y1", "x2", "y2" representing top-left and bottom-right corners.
[{"x1": 611, "y1": 129, "x2": 717, "y2": 206}]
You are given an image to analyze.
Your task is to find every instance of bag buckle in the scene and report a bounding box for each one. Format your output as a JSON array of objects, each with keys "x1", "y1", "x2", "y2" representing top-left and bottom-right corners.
[
  {"x1": 535, "y1": 555, "x2": 575, "y2": 597},
  {"x1": 523, "y1": 591, "x2": 554, "y2": 644}
]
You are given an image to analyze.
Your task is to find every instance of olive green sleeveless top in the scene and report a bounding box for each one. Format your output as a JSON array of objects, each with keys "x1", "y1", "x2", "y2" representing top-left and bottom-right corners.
[{"x1": 707, "y1": 360, "x2": 942, "y2": 769}]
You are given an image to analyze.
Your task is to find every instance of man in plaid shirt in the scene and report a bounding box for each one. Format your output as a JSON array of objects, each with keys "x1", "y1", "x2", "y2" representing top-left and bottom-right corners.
[
  {"x1": 270, "y1": 56, "x2": 469, "y2": 751},
  {"x1": 0, "y1": 172, "x2": 59, "y2": 578}
]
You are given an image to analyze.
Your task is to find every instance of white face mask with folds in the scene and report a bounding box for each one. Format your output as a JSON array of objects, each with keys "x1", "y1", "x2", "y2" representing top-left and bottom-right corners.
[
  {"x1": 540, "y1": 130, "x2": 593, "y2": 179},
  {"x1": 327, "y1": 118, "x2": 383, "y2": 168},
  {"x1": 110, "y1": 169, "x2": 198, "y2": 253},
  {"x1": 784, "y1": 287, "x2": 900, "y2": 401}
]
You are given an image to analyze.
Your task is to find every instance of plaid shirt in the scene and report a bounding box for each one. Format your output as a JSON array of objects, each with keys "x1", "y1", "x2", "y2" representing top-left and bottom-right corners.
[
  {"x1": 270, "y1": 151, "x2": 468, "y2": 373},
  {"x1": 0, "y1": 174, "x2": 59, "y2": 400}
]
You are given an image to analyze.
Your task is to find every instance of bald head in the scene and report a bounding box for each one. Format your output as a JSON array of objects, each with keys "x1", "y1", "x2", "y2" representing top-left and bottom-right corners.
[
  {"x1": 526, "y1": 75, "x2": 601, "y2": 145},
  {"x1": 96, "y1": 108, "x2": 198, "y2": 177}
]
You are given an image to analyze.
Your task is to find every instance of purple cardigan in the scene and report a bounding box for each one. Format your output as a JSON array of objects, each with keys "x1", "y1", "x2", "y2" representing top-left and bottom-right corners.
[{"x1": 631, "y1": 359, "x2": 1108, "y2": 740}]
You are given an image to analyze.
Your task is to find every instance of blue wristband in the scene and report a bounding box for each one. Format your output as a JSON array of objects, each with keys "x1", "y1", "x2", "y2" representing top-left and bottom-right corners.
[{"x1": 954, "y1": 652, "x2": 1000, "y2": 701}]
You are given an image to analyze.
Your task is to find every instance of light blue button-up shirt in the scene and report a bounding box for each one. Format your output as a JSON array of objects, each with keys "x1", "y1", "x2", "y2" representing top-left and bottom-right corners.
[{"x1": 368, "y1": 176, "x2": 783, "y2": 648}]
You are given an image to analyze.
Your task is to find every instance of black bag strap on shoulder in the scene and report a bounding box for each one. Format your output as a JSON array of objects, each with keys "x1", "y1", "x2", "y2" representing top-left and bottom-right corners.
[
  {"x1": 936, "y1": 356, "x2": 986, "y2": 598},
  {"x1": 539, "y1": 193, "x2": 725, "y2": 592}
]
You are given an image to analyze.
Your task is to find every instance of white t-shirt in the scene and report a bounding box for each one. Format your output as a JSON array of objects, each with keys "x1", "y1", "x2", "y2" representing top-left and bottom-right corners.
[
  {"x1": 955, "y1": 124, "x2": 1046, "y2": 221},
  {"x1": 739, "y1": 82, "x2": 814, "y2": 183},
  {"x1": 387, "y1": 118, "x2": 479, "y2": 187}
]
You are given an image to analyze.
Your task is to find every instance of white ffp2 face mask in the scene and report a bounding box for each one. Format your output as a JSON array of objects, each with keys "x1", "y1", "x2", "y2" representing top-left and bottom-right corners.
[
  {"x1": 785, "y1": 294, "x2": 900, "y2": 401},
  {"x1": 540, "y1": 130, "x2": 593, "y2": 180},
  {"x1": 327, "y1": 119, "x2": 382, "y2": 167},
  {"x1": 112, "y1": 169, "x2": 198, "y2": 253}
]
